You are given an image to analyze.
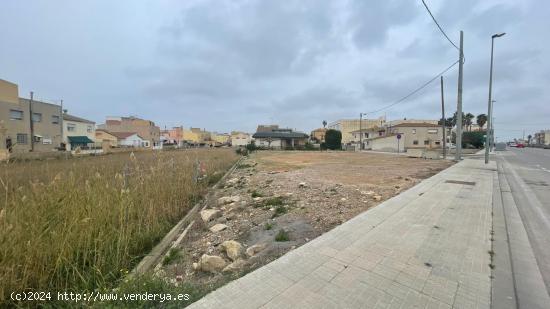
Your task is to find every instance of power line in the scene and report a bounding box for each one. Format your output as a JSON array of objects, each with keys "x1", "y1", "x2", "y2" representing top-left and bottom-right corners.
[
  {"x1": 363, "y1": 60, "x2": 459, "y2": 115},
  {"x1": 421, "y1": 0, "x2": 459, "y2": 51}
]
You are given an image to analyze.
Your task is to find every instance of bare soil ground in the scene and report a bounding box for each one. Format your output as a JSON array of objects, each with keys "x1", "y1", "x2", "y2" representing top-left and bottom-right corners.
[{"x1": 155, "y1": 151, "x2": 453, "y2": 289}]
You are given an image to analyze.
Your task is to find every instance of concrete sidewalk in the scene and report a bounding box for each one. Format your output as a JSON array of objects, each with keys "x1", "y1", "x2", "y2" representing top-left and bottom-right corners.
[{"x1": 189, "y1": 159, "x2": 495, "y2": 309}]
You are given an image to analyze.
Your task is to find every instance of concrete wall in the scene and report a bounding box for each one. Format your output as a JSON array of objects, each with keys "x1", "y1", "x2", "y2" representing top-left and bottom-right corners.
[
  {"x1": 0, "y1": 79, "x2": 19, "y2": 104},
  {"x1": 369, "y1": 135, "x2": 400, "y2": 152}
]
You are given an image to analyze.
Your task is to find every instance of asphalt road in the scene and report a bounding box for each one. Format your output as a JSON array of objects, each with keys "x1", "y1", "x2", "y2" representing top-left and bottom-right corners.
[{"x1": 498, "y1": 147, "x2": 550, "y2": 294}]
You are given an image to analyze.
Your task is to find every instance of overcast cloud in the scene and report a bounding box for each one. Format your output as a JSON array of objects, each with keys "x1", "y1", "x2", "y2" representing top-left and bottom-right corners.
[{"x1": 1, "y1": 0, "x2": 548, "y2": 139}]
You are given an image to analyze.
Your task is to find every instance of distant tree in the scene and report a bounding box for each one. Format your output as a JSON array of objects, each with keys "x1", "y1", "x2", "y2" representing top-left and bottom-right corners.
[
  {"x1": 322, "y1": 120, "x2": 327, "y2": 128},
  {"x1": 527, "y1": 134, "x2": 532, "y2": 144},
  {"x1": 452, "y1": 112, "x2": 467, "y2": 128},
  {"x1": 476, "y1": 114, "x2": 487, "y2": 130},
  {"x1": 324, "y1": 129, "x2": 342, "y2": 150},
  {"x1": 447, "y1": 117, "x2": 455, "y2": 127},
  {"x1": 465, "y1": 113, "x2": 475, "y2": 131},
  {"x1": 438, "y1": 117, "x2": 453, "y2": 127}
]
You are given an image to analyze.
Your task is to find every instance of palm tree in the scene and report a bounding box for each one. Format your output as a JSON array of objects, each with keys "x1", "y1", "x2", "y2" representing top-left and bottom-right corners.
[
  {"x1": 465, "y1": 113, "x2": 475, "y2": 131},
  {"x1": 322, "y1": 120, "x2": 327, "y2": 128},
  {"x1": 476, "y1": 114, "x2": 487, "y2": 131}
]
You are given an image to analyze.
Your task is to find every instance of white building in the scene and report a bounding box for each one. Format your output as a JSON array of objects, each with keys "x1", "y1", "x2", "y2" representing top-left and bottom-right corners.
[
  {"x1": 230, "y1": 131, "x2": 252, "y2": 147},
  {"x1": 111, "y1": 132, "x2": 148, "y2": 147}
]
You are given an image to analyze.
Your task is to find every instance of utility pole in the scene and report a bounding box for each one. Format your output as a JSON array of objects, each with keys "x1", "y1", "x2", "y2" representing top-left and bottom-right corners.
[
  {"x1": 29, "y1": 91, "x2": 34, "y2": 152},
  {"x1": 60, "y1": 99, "x2": 64, "y2": 150},
  {"x1": 440, "y1": 76, "x2": 446, "y2": 159},
  {"x1": 359, "y1": 113, "x2": 363, "y2": 151},
  {"x1": 455, "y1": 31, "x2": 464, "y2": 161},
  {"x1": 485, "y1": 32, "x2": 505, "y2": 164}
]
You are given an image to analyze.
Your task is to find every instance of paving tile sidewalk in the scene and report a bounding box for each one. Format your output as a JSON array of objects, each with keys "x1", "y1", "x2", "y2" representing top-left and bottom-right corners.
[{"x1": 189, "y1": 159, "x2": 496, "y2": 309}]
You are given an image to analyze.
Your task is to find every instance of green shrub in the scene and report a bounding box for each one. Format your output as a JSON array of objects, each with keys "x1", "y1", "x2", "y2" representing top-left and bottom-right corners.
[
  {"x1": 325, "y1": 130, "x2": 342, "y2": 150},
  {"x1": 162, "y1": 248, "x2": 183, "y2": 266},
  {"x1": 245, "y1": 142, "x2": 257, "y2": 152},
  {"x1": 251, "y1": 190, "x2": 263, "y2": 198},
  {"x1": 304, "y1": 142, "x2": 315, "y2": 150},
  {"x1": 272, "y1": 205, "x2": 288, "y2": 218},
  {"x1": 275, "y1": 229, "x2": 290, "y2": 242},
  {"x1": 265, "y1": 222, "x2": 273, "y2": 230},
  {"x1": 264, "y1": 196, "x2": 284, "y2": 207}
]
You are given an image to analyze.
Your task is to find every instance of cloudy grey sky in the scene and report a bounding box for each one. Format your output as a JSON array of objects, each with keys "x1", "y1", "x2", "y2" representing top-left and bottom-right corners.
[{"x1": 1, "y1": 0, "x2": 548, "y2": 140}]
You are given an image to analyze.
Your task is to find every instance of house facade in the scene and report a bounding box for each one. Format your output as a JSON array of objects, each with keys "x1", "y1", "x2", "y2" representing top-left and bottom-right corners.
[
  {"x1": 230, "y1": 131, "x2": 251, "y2": 147},
  {"x1": 353, "y1": 122, "x2": 443, "y2": 152},
  {"x1": 63, "y1": 113, "x2": 95, "y2": 150},
  {"x1": 212, "y1": 133, "x2": 230, "y2": 145},
  {"x1": 327, "y1": 117, "x2": 386, "y2": 144},
  {"x1": 98, "y1": 116, "x2": 160, "y2": 147},
  {"x1": 252, "y1": 125, "x2": 308, "y2": 149},
  {"x1": 161, "y1": 126, "x2": 186, "y2": 146},
  {"x1": 95, "y1": 129, "x2": 118, "y2": 147},
  {"x1": 111, "y1": 132, "x2": 147, "y2": 147},
  {"x1": 0, "y1": 79, "x2": 62, "y2": 153}
]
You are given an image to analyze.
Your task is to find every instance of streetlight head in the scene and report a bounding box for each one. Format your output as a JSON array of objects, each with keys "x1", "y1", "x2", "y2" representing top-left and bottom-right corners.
[{"x1": 492, "y1": 33, "x2": 506, "y2": 38}]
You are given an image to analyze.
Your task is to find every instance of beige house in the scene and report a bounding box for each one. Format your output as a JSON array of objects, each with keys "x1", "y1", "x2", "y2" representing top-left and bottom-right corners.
[
  {"x1": 327, "y1": 117, "x2": 386, "y2": 144},
  {"x1": 98, "y1": 116, "x2": 160, "y2": 147},
  {"x1": 63, "y1": 113, "x2": 95, "y2": 150},
  {"x1": 230, "y1": 131, "x2": 251, "y2": 147},
  {"x1": 353, "y1": 122, "x2": 443, "y2": 152},
  {"x1": 0, "y1": 79, "x2": 62, "y2": 153},
  {"x1": 95, "y1": 129, "x2": 118, "y2": 147},
  {"x1": 212, "y1": 132, "x2": 230, "y2": 145},
  {"x1": 180, "y1": 127, "x2": 212, "y2": 145}
]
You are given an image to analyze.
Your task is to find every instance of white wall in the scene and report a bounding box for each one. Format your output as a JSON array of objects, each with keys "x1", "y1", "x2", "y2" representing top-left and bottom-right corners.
[
  {"x1": 118, "y1": 134, "x2": 147, "y2": 147},
  {"x1": 370, "y1": 136, "x2": 400, "y2": 152},
  {"x1": 231, "y1": 134, "x2": 251, "y2": 146},
  {"x1": 256, "y1": 138, "x2": 282, "y2": 148}
]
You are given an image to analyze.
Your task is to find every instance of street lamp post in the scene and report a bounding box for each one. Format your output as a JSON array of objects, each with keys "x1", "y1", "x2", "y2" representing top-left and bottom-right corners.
[{"x1": 485, "y1": 32, "x2": 505, "y2": 164}]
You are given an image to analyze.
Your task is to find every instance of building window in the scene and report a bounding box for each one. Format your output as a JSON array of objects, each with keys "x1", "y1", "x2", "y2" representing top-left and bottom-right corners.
[
  {"x1": 33, "y1": 135, "x2": 42, "y2": 143},
  {"x1": 424, "y1": 140, "x2": 430, "y2": 145},
  {"x1": 428, "y1": 129, "x2": 438, "y2": 134},
  {"x1": 52, "y1": 115, "x2": 60, "y2": 124},
  {"x1": 87, "y1": 125, "x2": 93, "y2": 133},
  {"x1": 32, "y1": 113, "x2": 42, "y2": 122},
  {"x1": 435, "y1": 141, "x2": 441, "y2": 145},
  {"x1": 67, "y1": 123, "x2": 76, "y2": 132},
  {"x1": 17, "y1": 133, "x2": 28, "y2": 144},
  {"x1": 10, "y1": 110, "x2": 23, "y2": 120},
  {"x1": 413, "y1": 140, "x2": 419, "y2": 145},
  {"x1": 412, "y1": 129, "x2": 416, "y2": 134}
]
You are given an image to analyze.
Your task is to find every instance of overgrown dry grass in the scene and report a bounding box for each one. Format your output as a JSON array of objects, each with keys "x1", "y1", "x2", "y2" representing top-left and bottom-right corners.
[{"x1": 0, "y1": 148, "x2": 238, "y2": 304}]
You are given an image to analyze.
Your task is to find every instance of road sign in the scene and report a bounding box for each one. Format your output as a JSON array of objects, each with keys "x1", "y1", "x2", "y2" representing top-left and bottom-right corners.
[{"x1": 396, "y1": 134, "x2": 402, "y2": 140}]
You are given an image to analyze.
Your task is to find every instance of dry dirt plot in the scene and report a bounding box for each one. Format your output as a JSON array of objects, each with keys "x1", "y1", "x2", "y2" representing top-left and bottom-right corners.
[{"x1": 156, "y1": 151, "x2": 453, "y2": 290}]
